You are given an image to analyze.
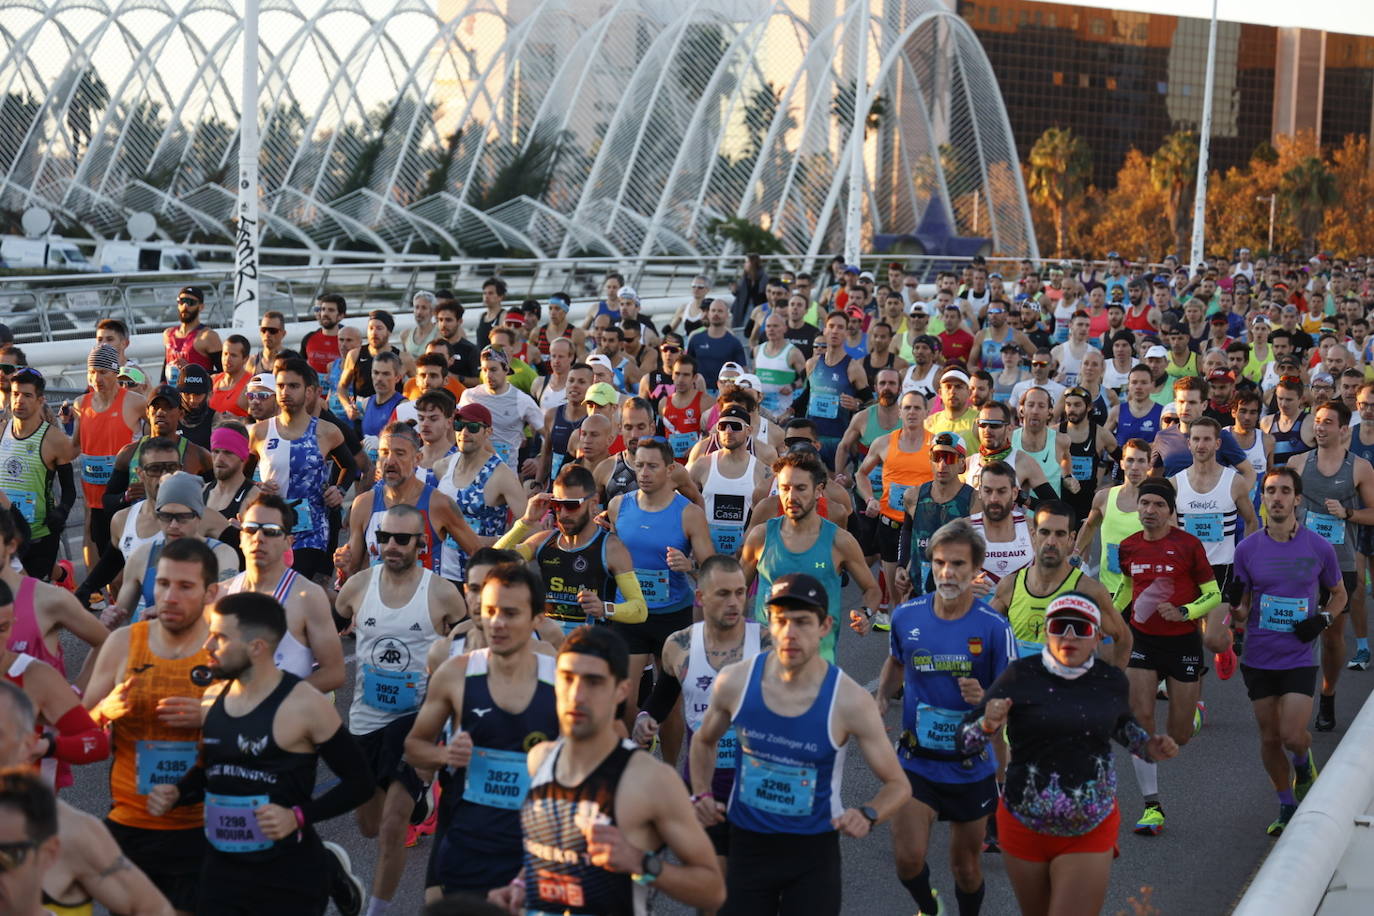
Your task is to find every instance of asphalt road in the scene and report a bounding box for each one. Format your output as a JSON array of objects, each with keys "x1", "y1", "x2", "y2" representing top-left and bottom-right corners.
[{"x1": 59, "y1": 590, "x2": 1374, "y2": 916}]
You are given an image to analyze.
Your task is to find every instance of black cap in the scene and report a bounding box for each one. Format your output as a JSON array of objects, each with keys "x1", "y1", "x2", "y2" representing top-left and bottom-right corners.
[
  {"x1": 177, "y1": 286, "x2": 204, "y2": 303},
  {"x1": 177, "y1": 364, "x2": 211, "y2": 393},
  {"x1": 148, "y1": 384, "x2": 180, "y2": 406},
  {"x1": 767, "y1": 573, "x2": 829, "y2": 612}
]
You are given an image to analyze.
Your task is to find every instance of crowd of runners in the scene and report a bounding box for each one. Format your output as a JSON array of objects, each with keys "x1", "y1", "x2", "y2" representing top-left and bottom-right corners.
[{"x1": 0, "y1": 251, "x2": 1369, "y2": 915}]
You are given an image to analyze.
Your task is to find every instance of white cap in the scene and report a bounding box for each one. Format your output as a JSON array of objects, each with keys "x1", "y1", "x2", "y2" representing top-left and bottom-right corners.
[
  {"x1": 720, "y1": 361, "x2": 743, "y2": 377},
  {"x1": 1161, "y1": 402, "x2": 1179, "y2": 418},
  {"x1": 735, "y1": 373, "x2": 762, "y2": 391},
  {"x1": 393, "y1": 400, "x2": 419, "y2": 426},
  {"x1": 619, "y1": 286, "x2": 639, "y2": 302},
  {"x1": 248, "y1": 373, "x2": 276, "y2": 392},
  {"x1": 1144, "y1": 345, "x2": 1168, "y2": 359},
  {"x1": 859, "y1": 271, "x2": 875, "y2": 282},
  {"x1": 586, "y1": 354, "x2": 613, "y2": 371},
  {"x1": 906, "y1": 300, "x2": 928, "y2": 317}
]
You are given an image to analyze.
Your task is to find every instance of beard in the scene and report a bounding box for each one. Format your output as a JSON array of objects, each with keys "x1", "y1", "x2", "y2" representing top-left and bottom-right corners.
[
  {"x1": 935, "y1": 582, "x2": 965, "y2": 600},
  {"x1": 877, "y1": 391, "x2": 898, "y2": 407}
]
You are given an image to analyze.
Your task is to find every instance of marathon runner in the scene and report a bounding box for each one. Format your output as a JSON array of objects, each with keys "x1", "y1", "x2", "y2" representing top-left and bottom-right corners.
[
  {"x1": 1107, "y1": 365, "x2": 1164, "y2": 446},
  {"x1": 1233, "y1": 467, "x2": 1345, "y2": 835},
  {"x1": 1348, "y1": 382, "x2": 1374, "y2": 671},
  {"x1": 688, "y1": 574, "x2": 907, "y2": 915},
  {"x1": 894, "y1": 433, "x2": 977, "y2": 600},
  {"x1": 963, "y1": 402, "x2": 1054, "y2": 499},
  {"x1": 403, "y1": 561, "x2": 559, "y2": 899},
  {"x1": 1151, "y1": 377, "x2": 1255, "y2": 488},
  {"x1": 1010, "y1": 387, "x2": 1065, "y2": 496},
  {"x1": 147, "y1": 591, "x2": 372, "y2": 915},
  {"x1": 878, "y1": 520, "x2": 1015, "y2": 916},
  {"x1": 2, "y1": 368, "x2": 75, "y2": 579},
  {"x1": 968, "y1": 461, "x2": 1034, "y2": 594},
  {"x1": 740, "y1": 450, "x2": 881, "y2": 662},
  {"x1": 202, "y1": 424, "x2": 258, "y2": 520},
  {"x1": 432, "y1": 403, "x2": 525, "y2": 583},
  {"x1": 161, "y1": 286, "x2": 221, "y2": 385},
  {"x1": 72, "y1": 344, "x2": 144, "y2": 567},
  {"x1": 302, "y1": 293, "x2": 346, "y2": 377},
  {"x1": 1073, "y1": 438, "x2": 1150, "y2": 595},
  {"x1": 925, "y1": 367, "x2": 979, "y2": 454},
  {"x1": 1059, "y1": 386, "x2": 1117, "y2": 522},
  {"x1": 1261, "y1": 376, "x2": 1315, "y2": 466},
  {"x1": 688, "y1": 405, "x2": 769, "y2": 556},
  {"x1": 411, "y1": 389, "x2": 457, "y2": 484},
  {"x1": 755, "y1": 313, "x2": 806, "y2": 415},
  {"x1": 597, "y1": 398, "x2": 701, "y2": 505},
  {"x1": 804, "y1": 311, "x2": 869, "y2": 465},
  {"x1": 832, "y1": 367, "x2": 902, "y2": 491},
  {"x1": 334, "y1": 504, "x2": 458, "y2": 916},
  {"x1": 540, "y1": 362, "x2": 591, "y2": 479}
]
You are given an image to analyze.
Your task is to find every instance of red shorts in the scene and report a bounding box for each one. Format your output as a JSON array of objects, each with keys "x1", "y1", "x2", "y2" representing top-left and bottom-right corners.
[{"x1": 996, "y1": 799, "x2": 1120, "y2": 862}]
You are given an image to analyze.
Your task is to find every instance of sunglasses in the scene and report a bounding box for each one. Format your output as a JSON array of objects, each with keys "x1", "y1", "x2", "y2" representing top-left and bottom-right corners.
[
  {"x1": 455, "y1": 420, "x2": 487, "y2": 434},
  {"x1": 977, "y1": 420, "x2": 1006, "y2": 429},
  {"x1": 156, "y1": 510, "x2": 198, "y2": 524},
  {"x1": 550, "y1": 496, "x2": 589, "y2": 512},
  {"x1": 141, "y1": 462, "x2": 181, "y2": 476},
  {"x1": 783, "y1": 436, "x2": 815, "y2": 448},
  {"x1": 0, "y1": 841, "x2": 38, "y2": 872},
  {"x1": 659, "y1": 345, "x2": 681, "y2": 353},
  {"x1": 0, "y1": 364, "x2": 15, "y2": 375},
  {"x1": 375, "y1": 530, "x2": 418, "y2": 545},
  {"x1": 717, "y1": 421, "x2": 746, "y2": 432},
  {"x1": 176, "y1": 298, "x2": 201, "y2": 305},
  {"x1": 1046, "y1": 616, "x2": 1096, "y2": 638},
  {"x1": 260, "y1": 327, "x2": 282, "y2": 335},
  {"x1": 1162, "y1": 415, "x2": 1179, "y2": 424},
  {"x1": 242, "y1": 521, "x2": 287, "y2": 538},
  {"x1": 246, "y1": 391, "x2": 275, "y2": 402},
  {"x1": 118, "y1": 379, "x2": 138, "y2": 388},
  {"x1": 1031, "y1": 360, "x2": 1049, "y2": 367},
  {"x1": 932, "y1": 451, "x2": 959, "y2": 465}
]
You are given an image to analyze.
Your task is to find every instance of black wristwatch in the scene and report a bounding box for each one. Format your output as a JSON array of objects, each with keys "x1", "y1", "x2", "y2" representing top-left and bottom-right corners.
[
  {"x1": 633, "y1": 849, "x2": 663, "y2": 886},
  {"x1": 859, "y1": 805, "x2": 879, "y2": 826}
]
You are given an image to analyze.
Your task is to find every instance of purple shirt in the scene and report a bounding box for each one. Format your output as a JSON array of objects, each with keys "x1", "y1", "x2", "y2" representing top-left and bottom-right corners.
[{"x1": 1233, "y1": 527, "x2": 1341, "y2": 669}]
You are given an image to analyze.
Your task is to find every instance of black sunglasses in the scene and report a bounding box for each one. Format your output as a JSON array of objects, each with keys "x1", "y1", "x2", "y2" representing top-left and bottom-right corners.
[
  {"x1": 376, "y1": 530, "x2": 418, "y2": 545},
  {"x1": 242, "y1": 521, "x2": 287, "y2": 538},
  {"x1": 156, "y1": 510, "x2": 198, "y2": 524},
  {"x1": 455, "y1": 420, "x2": 487, "y2": 434},
  {"x1": 260, "y1": 327, "x2": 283, "y2": 335},
  {"x1": 176, "y1": 297, "x2": 201, "y2": 306}
]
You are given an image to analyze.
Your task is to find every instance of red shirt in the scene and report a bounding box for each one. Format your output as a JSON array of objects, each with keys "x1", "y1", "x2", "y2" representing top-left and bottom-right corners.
[
  {"x1": 1118, "y1": 527, "x2": 1214, "y2": 637},
  {"x1": 939, "y1": 327, "x2": 975, "y2": 363},
  {"x1": 302, "y1": 329, "x2": 342, "y2": 376}
]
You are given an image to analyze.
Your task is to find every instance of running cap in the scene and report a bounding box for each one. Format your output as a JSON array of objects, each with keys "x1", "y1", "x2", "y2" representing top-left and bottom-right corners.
[
  {"x1": 148, "y1": 384, "x2": 180, "y2": 407},
  {"x1": 719, "y1": 405, "x2": 752, "y2": 425},
  {"x1": 117, "y1": 365, "x2": 146, "y2": 385},
  {"x1": 1144, "y1": 345, "x2": 1168, "y2": 359},
  {"x1": 177, "y1": 364, "x2": 211, "y2": 394},
  {"x1": 177, "y1": 286, "x2": 205, "y2": 302},
  {"x1": 930, "y1": 431, "x2": 966, "y2": 458},
  {"x1": 392, "y1": 400, "x2": 419, "y2": 426},
  {"x1": 1160, "y1": 402, "x2": 1179, "y2": 418},
  {"x1": 940, "y1": 366, "x2": 971, "y2": 385},
  {"x1": 1045, "y1": 592, "x2": 1101, "y2": 626},
  {"x1": 719, "y1": 361, "x2": 744, "y2": 376},
  {"x1": 619, "y1": 286, "x2": 639, "y2": 302},
  {"x1": 247, "y1": 373, "x2": 276, "y2": 392},
  {"x1": 906, "y1": 300, "x2": 928, "y2": 317},
  {"x1": 455, "y1": 402, "x2": 492, "y2": 426},
  {"x1": 734, "y1": 373, "x2": 761, "y2": 391},
  {"x1": 585, "y1": 354, "x2": 613, "y2": 372},
  {"x1": 766, "y1": 573, "x2": 828, "y2": 613},
  {"x1": 156, "y1": 472, "x2": 206, "y2": 516},
  {"x1": 584, "y1": 382, "x2": 619, "y2": 406}
]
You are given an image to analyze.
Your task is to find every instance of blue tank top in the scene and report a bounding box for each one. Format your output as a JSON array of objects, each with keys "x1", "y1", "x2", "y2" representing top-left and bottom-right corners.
[
  {"x1": 1350, "y1": 426, "x2": 1374, "y2": 467},
  {"x1": 754, "y1": 516, "x2": 841, "y2": 661},
  {"x1": 362, "y1": 392, "x2": 406, "y2": 438},
  {"x1": 843, "y1": 336, "x2": 867, "y2": 360},
  {"x1": 807, "y1": 353, "x2": 855, "y2": 439},
  {"x1": 1271, "y1": 410, "x2": 1313, "y2": 466},
  {"x1": 980, "y1": 326, "x2": 1013, "y2": 370},
  {"x1": 549, "y1": 405, "x2": 584, "y2": 479},
  {"x1": 282, "y1": 418, "x2": 329, "y2": 551},
  {"x1": 615, "y1": 491, "x2": 693, "y2": 612},
  {"x1": 1116, "y1": 401, "x2": 1162, "y2": 445},
  {"x1": 440, "y1": 455, "x2": 508, "y2": 581},
  {"x1": 366, "y1": 481, "x2": 442, "y2": 572},
  {"x1": 727, "y1": 653, "x2": 844, "y2": 835}
]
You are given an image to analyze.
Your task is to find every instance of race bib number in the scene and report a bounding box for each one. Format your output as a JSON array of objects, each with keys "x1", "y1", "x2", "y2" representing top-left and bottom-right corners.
[
  {"x1": 1106, "y1": 543, "x2": 1121, "y2": 575},
  {"x1": 1258, "y1": 594, "x2": 1308, "y2": 634},
  {"x1": 887, "y1": 483, "x2": 910, "y2": 513},
  {"x1": 3, "y1": 489, "x2": 35, "y2": 523},
  {"x1": 916, "y1": 703, "x2": 964, "y2": 752},
  {"x1": 1182, "y1": 512, "x2": 1224, "y2": 543},
  {"x1": 710, "y1": 523, "x2": 743, "y2": 556},
  {"x1": 135, "y1": 741, "x2": 198, "y2": 794},
  {"x1": 668, "y1": 431, "x2": 697, "y2": 458},
  {"x1": 288, "y1": 499, "x2": 312, "y2": 535},
  {"x1": 204, "y1": 794, "x2": 272, "y2": 853},
  {"x1": 1071, "y1": 455, "x2": 1094, "y2": 481},
  {"x1": 462, "y1": 747, "x2": 530, "y2": 810},
  {"x1": 636, "y1": 569, "x2": 671, "y2": 606},
  {"x1": 82, "y1": 454, "x2": 116, "y2": 486},
  {"x1": 738, "y1": 755, "x2": 817, "y2": 816},
  {"x1": 810, "y1": 392, "x2": 839, "y2": 419},
  {"x1": 1017, "y1": 639, "x2": 1045, "y2": 659},
  {"x1": 362, "y1": 664, "x2": 421, "y2": 712},
  {"x1": 716, "y1": 727, "x2": 739, "y2": 770},
  {"x1": 1305, "y1": 511, "x2": 1346, "y2": 545},
  {"x1": 493, "y1": 439, "x2": 515, "y2": 468}
]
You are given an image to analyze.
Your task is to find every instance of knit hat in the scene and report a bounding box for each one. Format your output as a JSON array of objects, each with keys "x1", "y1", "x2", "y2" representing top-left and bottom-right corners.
[
  {"x1": 86, "y1": 345, "x2": 120, "y2": 373},
  {"x1": 1137, "y1": 479, "x2": 1176, "y2": 513},
  {"x1": 155, "y1": 472, "x2": 206, "y2": 517}
]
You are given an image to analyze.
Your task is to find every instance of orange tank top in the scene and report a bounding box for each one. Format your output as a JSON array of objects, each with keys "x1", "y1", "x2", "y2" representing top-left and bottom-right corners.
[
  {"x1": 209, "y1": 371, "x2": 250, "y2": 417},
  {"x1": 879, "y1": 431, "x2": 934, "y2": 522},
  {"x1": 76, "y1": 388, "x2": 135, "y2": 504},
  {"x1": 108, "y1": 622, "x2": 212, "y2": 831}
]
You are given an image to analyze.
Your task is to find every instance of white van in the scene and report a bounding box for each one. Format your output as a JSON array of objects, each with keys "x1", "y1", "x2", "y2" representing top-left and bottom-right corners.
[
  {"x1": 0, "y1": 237, "x2": 96, "y2": 273},
  {"x1": 96, "y1": 241, "x2": 200, "y2": 273}
]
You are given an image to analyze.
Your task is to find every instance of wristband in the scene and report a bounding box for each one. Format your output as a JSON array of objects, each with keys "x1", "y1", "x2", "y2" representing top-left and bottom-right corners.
[
  {"x1": 292, "y1": 805, "x2": 306, "y2": 829},
  {"x1": 511, "y1": 877, "x2": 525, "y2": 890},
  {"x1": 690, "y1": 792, "x2": 714, "y2": 804},
  {"x1": 979, "y1": 716, "x2": 997, "y2": 735},
  {"x1": 635, "y1": 711, "x2": 650, "y2": 721}
]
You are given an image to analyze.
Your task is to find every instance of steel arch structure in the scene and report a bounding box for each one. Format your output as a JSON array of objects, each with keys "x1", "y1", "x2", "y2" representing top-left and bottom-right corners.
[{"x1": 0, "y1": 0, "x2": 1038, "y2": 259}]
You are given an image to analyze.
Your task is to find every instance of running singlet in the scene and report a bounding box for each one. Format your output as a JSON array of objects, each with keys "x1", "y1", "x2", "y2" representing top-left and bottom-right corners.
[
  {"x1": 1007, "y1": 568, "x2": 1085, "y2": 657},
  {"x1": 301, "y1": 329, "x2": 341, "y2": 376},
  {"x1": 1299, "y1": 450, "x2": 1358, "y2": 572},
  {"x1": 879, "y1": 433, "x2": 933, "y2": 523},
  {"x1": 118, "y1": 502, "x2": 158, "y2": 558},
  {"x1": 1171, "y1": 467, "x2": 1240, "y2": 565},
  {"x1": 349, "y1": 569, "x2": 438, "y2": 735},
  {"x1": 661, "y1": 392, "x2": 704, "y2": 462},
  {"x1": 604, "y1": 455, "x2": 639, "y2": 502},
  {"x1": 362, "y1": 481, "x2": 443, "y2": 571},
  {"x1": 754, "y1": 517, "x2": 842, "y2": 662},
  {"x1": 727, "y1": 652, "x2": 845, "y2": 835},
  {"x1": 0, "y1": 421, "x2": 52, "y2": 536},
  {"x1": 220, "y1": 571, "x2": 316, "y2": 679},
  {"x1": 108, "y1": 622, "x2": 212, "y2": 831},
  {"x1": 890, "y1": 595, "x2": 1014, "y2": 780},
  {"x1": 1117, "y1": 528, "x2": 1213, "y2": 637},
  {"x1": 1269, "y1": 411, "x2": 1312, "y2": 466},
  {"x1": 521, "y1": 739, "x2": 645, "y2": 915},
  {"x1": 436, "y1": 455, "x2": 508, "y2": 581},
  {"x1": 258, "y1": 418, "x2": 330, "y2": 551},
  {"x1": 807, "y1": 353, "x2": 855, "y2": 440},
  {"x1": 436, "y1": 649, "x2": 558, "y2": 893},
  {"x1": 970, "y1": 512, "x2": 1034, "y2": 583},
  {"x1": 703, "y1": 453, "x2": 757, "y2": 556},
  {"x1": 77, "y1": 388, "x2": 135, "y2": 507},
  {"x1": 1012, "y1": 427, "x2": 1060, "y2": 493},
  {"x1": 547, "y1": 405, "x2": 585, "y2": 476},
  {"x1": 6, "y1": 577, "x2": 64, "y2": 674},
  {"x1": 980, "y1": 327, "x2": 1013, "y2": 370},
  {"x1": 681, "y1": 622, "x2": 762, "y2": 801},
  {"x1": 615, "y1": 492, "x2": 693, "y2": 612},
  {"x1": 1098, "y1": 486, "x2": 1143, "y2": 598},
  {"x1": 535, "y1": 530, "x2": 617, "y2": 634},
  {"x1": 200, "y1": 673, "x2": 318, "y2": 859},
  {"x1": 163, "y1": 324, "x2": 212, "y2": 384},
  {"x1": 1116, "y1": 401, "x2": 1163, "y2": 445},
  {"x1": 208, "y1": 372, "x2": 250, "y2": 417},
  {"x1": 902, "y1": 483, "x2": 975, "y2": 591},
  {"x1": 755, "y1": 342, "x2": 799, "y2": 412}
]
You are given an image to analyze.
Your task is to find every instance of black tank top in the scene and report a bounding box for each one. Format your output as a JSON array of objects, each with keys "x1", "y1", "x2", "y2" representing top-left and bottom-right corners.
[
  {"x1": 535, "y1": 530, "x2": 617, "y2": 628},
  {"x1": 353, "y1": 346, "x2": 399, "y2": 400},
  {"x1": 1060, "y1": 417, "x2": 1102, "y2": 485},
  {"x1": 522, "y1": 739, "x2": 642, "y2": 915},
  {"x1": 604, "y1": 455, "x2": 638, "y2": 501},
  {"x1": 203, "y1": 478, "x2": 255, "y2": 520},
  {"x1": 862, "y1": 351, "x2": 896, "y2": 389},
  {"x1": 550, "y1": 405, "x2": 585, "y2": 461},
  {"x1": 1271, "y1": 409, "x2": 1313, "y2": 466},
  {"x1": 201, "y1": 673, "x2": 318, "y2": 860}
]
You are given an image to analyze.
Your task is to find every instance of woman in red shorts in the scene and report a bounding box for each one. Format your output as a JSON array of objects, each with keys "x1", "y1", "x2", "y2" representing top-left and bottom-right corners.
[{"x1": 960, "y1": 592, "x2": 1178, "y2": 915}]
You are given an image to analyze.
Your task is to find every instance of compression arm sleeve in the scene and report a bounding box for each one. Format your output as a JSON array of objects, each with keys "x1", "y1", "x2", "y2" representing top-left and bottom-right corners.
[
  {"x1": 102, "y1": 466, "x2": 131, "y2": 512},
  {"x1": 642, "y1": 671, "x2": 683, "y2": 722},
  {"x1": 173, "y1": 765, "x2": 207, "y2": 807},
  {"x1": 208, "y1": 350, "x2": 223, "y2": 374},
  {"x1": 494, "y1": 520, "x2": 536, "y2": 558},
  {"x1": 76, "y1": 545, "x2": 126, "y2": 602},
  {"x1": 327, "y1": 443, "x2": 359, "y2": 490},
  {"x1": 1030, "y1": 482, "x2": 1059, "y2": 507},
  {"x1": 896, "y1": 513, "x2": 914, "y2": 570},
  {"x1": 1183, "y1": 579, "x2": 1222, "y2": 621},
  {"x1": 55, "y1": 463, "x2": 77, "y2": 515},
  {"x1": 611, "y1": 571, "x2": 648, "y2": 624},
  {"x1": 50, "y1": 705, "x2": 110, "y2": 764},
  {"x1": 1112, "y1": 574, "x2": 1133, "y2": 614},
  {"x1": 301, "y1": 725, "x2": 373, "y2": 825}
]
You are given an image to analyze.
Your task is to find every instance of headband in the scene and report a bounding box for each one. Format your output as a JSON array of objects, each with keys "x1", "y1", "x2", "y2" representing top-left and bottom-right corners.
[{"x1": 210, "y1": 426, "x2": 249, "y2": 462}]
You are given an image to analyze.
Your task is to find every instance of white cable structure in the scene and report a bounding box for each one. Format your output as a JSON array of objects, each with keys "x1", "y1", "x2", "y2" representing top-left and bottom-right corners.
[{"x1": 0, "y1": 0, "x2": 1037, "y2": 259}]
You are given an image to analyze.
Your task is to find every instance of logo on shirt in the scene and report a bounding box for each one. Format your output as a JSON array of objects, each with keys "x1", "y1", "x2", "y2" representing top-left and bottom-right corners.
[
  {"x1": 409, "y1": 622, "x2": 423, "y2": 632},
  {"x1": 237, "y1": 733, "x2": 269, "y2": 756},
  {"x1": 472, "y1": 708, "x2": 492, "y2": 718},
  {"x1": 371, "y1": 637, "x2": 412, "y2": 671},
  {"x1": 967, "y1": 637, "x2": 984, "y2": 656},
  {"x1": 573, "y1": 556, "x2": 588, "y2": 573}
]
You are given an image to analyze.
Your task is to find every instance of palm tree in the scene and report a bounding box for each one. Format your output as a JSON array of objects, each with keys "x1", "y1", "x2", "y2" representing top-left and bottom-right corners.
[
  {"x1": 1026, "y1": 127, "x2": 1091, "y2": 256},
  {"x1": 66, "y1": 68, "x2": 109, "y2": 160},
  {"x1": 1150, "y1": 131, "x2": 1198, "y2": 257},
  {"x1": 831, "y1": 81, "x2": 887, "y2": 138},
  {"x1": 1280, "y1": 156, "x2": 1337, "y2": 253}
]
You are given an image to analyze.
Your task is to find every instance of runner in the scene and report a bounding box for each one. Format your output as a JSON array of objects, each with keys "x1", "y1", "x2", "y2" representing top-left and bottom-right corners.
[
  {"x1": 487, "y1": 626, "x2": 725, "y2": 915},
  {"x1": 687, "y1": 573, "x2": 907, "y2": 915},
  {"x1": 1059, "y1": 386, "x2": 1118, "y2": 523},
  {"x1": 659, "y1": 356, "x2": 707, "y2": 464},
  {"x1": 877, "y1": 520, "x2": 1015, "y2": 916},
  {"x1": 147, "y1": 591, "x2": 372, "y2": 915},
  {"x1": 248, "y1": 358, "x2": 358, "y2": 582},
  {"x1": 83, "y1": 538, "x2": 220, "y2": 913},
  {"x1": 803, "y1": 311, "x2": 868, "y2": 465},
  {"x1": 967, "y1": 461, "x2": 1034, "y2": 593},
  {"x1": 161, "y1": 286, "x2": 221, "y2": 385},
  {"x1": 2, "y1": 368, "x2": 75, "y2": 579},
  {"x1": 302, "y1": 293, "x2": 346, "y2": 378},
  {"x1": 1073, "y1": 438, "x2": 1150, "y2": 597},
  {"x1": 334, "y1": 505, "x2": 458, "y2": 916},
  {"x1": 218, "y1": 495, "x2": 346, "y2": 691},
  {"x1": 925, "y1": 366, "x2": 979, "y2": 454},
  {"x1": 1151, "y1": 376, "x2": 1256, "y2": 487},
  {"x1": 962, "y1": 593, "x2": 1178, "y2": 916},
  {"x1": 689, "y1": 406, "x2": 769, "y2": 556},
  {"x1": 202, "y1": 424, "x2": 258, "y2": 520},
  {"x1": 1011, "y1": 387, "x2": 1066, "y2": 496},
  {"x1": 73, "y1": 344, "x2": 144, "y2": 567},
  {"x1": 1348, "y1": 382, "x2": 1374, "y2": 671},
  {"x1": 1230, "y1": 389, "x2": 1273, "y2": 508},
  {"x1": 1232, "y1": 467, "x2": 1346, "y2": 835},
  {"x1": 403, "y1": 561, "x2": 560, "y2": 898},
  {"x1": 412, "y1": 390, "x2": 458, "y2": 484},
  {"x1": 1114, "y1": 479, "x2": 1219, "y2": 836},
  {"x1": 740, "y1": 450, "x2": 881, "y2": 663},
  {"x1": 1286, "y1": 399, "x2": 1374, "y2": 731},
  {"x1": 894, "y1": 433, "x2": 978, "y2": 600},
  {"x1": 833, "y1": 367, "x2": 902, "y2": 490},
  {"x1": 963, "y1": 401, "x2": 1055, "y2": 500},
  {"x1": 246, "y1": 310, "x2": 289, "y2": 377},
  {"x1": 596, "y1": 398, "x2": 702, "y2": 505},
  {"x1": 1260, "y1": 376, "x2": 1315, "y2": 466},
  {"x1": 754, "y1": 313, "x2": 807, "y2": 416},
  {"x1": 458, "y1": 347, "x2": 544, "y2": 478}
]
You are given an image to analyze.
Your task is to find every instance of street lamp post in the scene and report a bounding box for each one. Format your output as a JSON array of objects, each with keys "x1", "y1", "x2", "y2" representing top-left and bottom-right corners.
[
  {"x1": 1257, "y1": 194, "x2": 1276, "y2": 255},
  {"x1": 1188, "y1": 0, "x2": 1219, "y2": 270},
  {"x1": 843, "y1": 1, "x2": 867, "y2": 268},
  {"x1": 233, "y1": 0, "x2": 261, "y2": 331}
]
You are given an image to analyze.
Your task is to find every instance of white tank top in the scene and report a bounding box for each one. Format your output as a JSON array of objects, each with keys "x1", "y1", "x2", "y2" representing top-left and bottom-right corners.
[
  {"x1": 349, "y1": 568, "x2": 439, "y2": 734},
  {"x1": 1238, "y1": 430, "x2": 1267, "y2": 484},
  {"x1": 753, "y1": 342, "x2": 798, "y2": 412},
  {"x1": 119, "y1": 501, "x2": 158, "y2": 557},
  {"x1": 1057, "y1": 341, "x2": 1088, "y2": 386},
  {"x1": 538, "y1": 377, "x2": 568, "y2": 411},
  {"x1": 964, "y1": 448, "x2": 1025, "y2": 491},
  {"x1": 970, "y1": 511, "x2": 1034, "y2": 582},
  {"x1": 682, "y1": 621, "x2": 762, "y2": 733},
  {"x1": 703, "y1": 453, "x2": 758, "y2": 556},
  {"x1": 1171, "y1": 466, "x2": 1239, "y2": 565},
  {"x1": 221, "y1": 569, "x2": 318, "y2": 680}
]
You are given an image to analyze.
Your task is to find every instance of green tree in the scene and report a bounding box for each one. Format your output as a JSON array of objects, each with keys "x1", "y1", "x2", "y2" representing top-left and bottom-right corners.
[
  {"x1": 705, "y1": 216, "x2": 785, "y2": 254},
  {"x1": 831, "y1": 80, "x2": 887, "y2": 138},
  {"x1": 1026, "y1": 127, "x2": 1091, "y2": 256},
  {"x1": 1149, "y1": 131, "x2": 1198, "y2": 257},
  {"x1": 1279, "y1": 155, "x2": 1337, "y2": 253}
]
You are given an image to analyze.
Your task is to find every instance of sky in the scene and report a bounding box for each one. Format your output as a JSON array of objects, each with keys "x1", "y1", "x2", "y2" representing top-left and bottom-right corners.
[{"x1": 1032, "y1": 0, "x2": 1374, "y2": 38}]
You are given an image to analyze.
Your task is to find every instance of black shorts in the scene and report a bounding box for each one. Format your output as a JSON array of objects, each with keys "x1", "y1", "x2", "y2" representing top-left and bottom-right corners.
[
  {"x1": 290, "y1": 547, "x2": 332, "y2": 582},
  {"x1": 197, "y1": 834, "x2": 330, "y2": 915},
  {"x1": 905, "y1": 769, "x2": 999, "y2": 823},
  {"x1": 1240, "y1": 664, "x2": 1319, "y2": 701},
  {"x1": 353, "y1": 714, "x2": 423, "y2": 796},
  {"x1": 1211, "y1": 564, "x2": 1242, "y2": 605},
  {"x1": 706, "y1": 819, "x2": 731, "y2": 858},
  {"x1": 1319, "y1": 570, "x2": 1359, "y2": 610},
  {"x1": 612, "y1": 605, "x2": 693, "y2": 656},
  {"x1": 874, "y1": 514, "x2": 903, "y2": 563},
  {"x1": 1128, "y1": 626, "x2": 1204, "y2": 682},
  {"x1": 1356, "y1": 525, "x2": 1374, "y2": 557},
  {"x1": 106, "y1": 820, "x2": 207, "y2": 912},
  {"x1": 850, "y1": 510, "x2": 880, "y2": 557},
  {"x1": 721, "y1": 827, "x2": 842, "y2": 916}
]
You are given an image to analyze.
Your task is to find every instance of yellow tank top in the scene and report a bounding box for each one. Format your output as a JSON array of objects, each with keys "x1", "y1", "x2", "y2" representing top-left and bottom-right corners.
[
  {"x1": 1007, "y1": 567, "x2": 1084, "y2": 656},
  {"x1": 43, "y1": 894, "x2": 93, "y2": 916}
]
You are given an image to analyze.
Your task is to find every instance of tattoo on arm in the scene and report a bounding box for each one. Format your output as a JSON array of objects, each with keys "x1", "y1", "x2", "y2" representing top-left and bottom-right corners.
[{"x1": 97, "y1": 854, "x2": 133, "y2": 880}]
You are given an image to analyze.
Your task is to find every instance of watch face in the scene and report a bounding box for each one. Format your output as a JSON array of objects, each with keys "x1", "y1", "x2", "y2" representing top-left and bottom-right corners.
[{"x1": 643, "y1": 851, "x2": 663, "y2": 876}]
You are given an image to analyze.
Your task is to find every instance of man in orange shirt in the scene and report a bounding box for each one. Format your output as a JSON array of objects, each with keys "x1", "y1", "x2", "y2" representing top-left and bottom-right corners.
[
  {"x1": 401, "y1": 351, "x2": 464, "y2": 403},
  {"x1": 70, "y1": 345, "x2": 144, "y2": 568}
]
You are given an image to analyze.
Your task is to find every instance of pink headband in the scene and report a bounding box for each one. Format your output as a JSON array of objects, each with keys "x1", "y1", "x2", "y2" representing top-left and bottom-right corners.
[{"x1": 210, "y1": 427, "x2": 249, "y2": 462}]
